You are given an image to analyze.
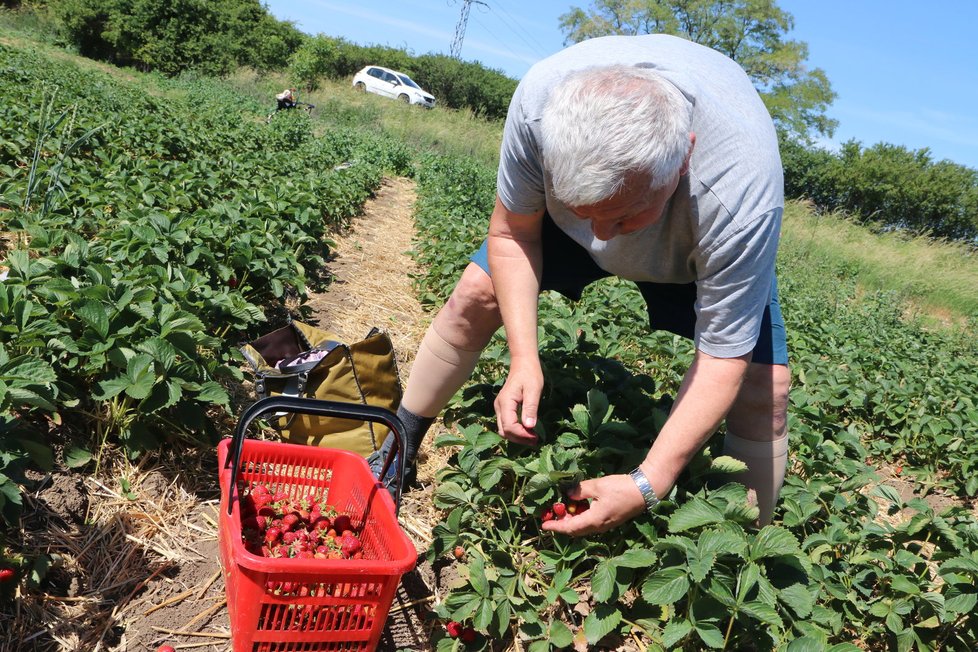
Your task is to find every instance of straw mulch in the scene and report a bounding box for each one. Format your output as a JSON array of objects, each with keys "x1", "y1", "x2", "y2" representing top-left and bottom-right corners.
[{"x1": 2, "y1": 176, "x2": 446, "y2": 651}]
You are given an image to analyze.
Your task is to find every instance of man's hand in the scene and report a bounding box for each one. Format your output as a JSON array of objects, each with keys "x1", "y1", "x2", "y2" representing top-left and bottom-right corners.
[
  {"x1": 493, "y1": 364, "x2": 543, "y2": 445},
  {"x1": 542, "y1": 474, "x2": 647, "y2": 536}
]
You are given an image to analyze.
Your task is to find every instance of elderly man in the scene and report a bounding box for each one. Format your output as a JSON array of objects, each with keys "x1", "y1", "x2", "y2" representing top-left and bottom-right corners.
[{"x1": 373, "y1": 33, "x2": 790, "y2": 534}]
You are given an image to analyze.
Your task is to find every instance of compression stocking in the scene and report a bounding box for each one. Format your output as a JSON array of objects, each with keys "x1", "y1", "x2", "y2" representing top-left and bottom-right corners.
[
  {"x1": 374, "y1": 325, "x2": 483, "y2": 478},
  {"x1": 722, "y1": 430, "x2": 789, "y2": 526}
]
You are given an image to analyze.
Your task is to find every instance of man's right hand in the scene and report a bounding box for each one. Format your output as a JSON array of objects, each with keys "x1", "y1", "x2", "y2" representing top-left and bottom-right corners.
[{"x1": 494, "y1": 363, "x2": 543, "y2": 445}]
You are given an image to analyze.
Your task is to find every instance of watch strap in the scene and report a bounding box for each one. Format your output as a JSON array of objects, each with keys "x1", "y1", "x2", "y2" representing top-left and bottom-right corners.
[{"x1": 628, "y1": 467, "x2": 660, "y2": 512}]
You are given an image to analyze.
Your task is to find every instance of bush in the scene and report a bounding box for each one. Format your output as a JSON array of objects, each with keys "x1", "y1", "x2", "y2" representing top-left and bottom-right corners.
[
  {"x1": 781, "y1": 135, "x2": 978, "y2": 242},
  {"x1": 52, "y1": 0, "x2": 300, "y2": 76}
]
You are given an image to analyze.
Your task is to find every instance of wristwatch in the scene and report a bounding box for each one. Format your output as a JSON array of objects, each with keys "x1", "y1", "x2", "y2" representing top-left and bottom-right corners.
[{"x1": 628, "y1": 467, "x2": 660, "y2": 512}]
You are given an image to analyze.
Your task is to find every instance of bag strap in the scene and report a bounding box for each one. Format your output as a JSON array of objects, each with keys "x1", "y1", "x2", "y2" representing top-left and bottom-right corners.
[{"x1": 225, "y1": 396, "x2": 407, "y2": 514}]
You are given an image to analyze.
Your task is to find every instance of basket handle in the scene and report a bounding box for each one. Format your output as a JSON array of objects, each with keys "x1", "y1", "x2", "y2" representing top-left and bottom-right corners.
[{"x1": 225, "y1": 396, "x2": 407, "y2": 515}]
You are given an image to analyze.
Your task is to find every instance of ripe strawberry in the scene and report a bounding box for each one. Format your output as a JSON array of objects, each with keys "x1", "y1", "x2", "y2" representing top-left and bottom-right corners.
[
  {"x1": 333, "y1": 514, "x2": 352, "y2": 533},
  {"x1": 313, "y1": 517, "x2": 331, "y2": 532},
  {"x1": 453, "y1": 545, "x2": 465, "y2": 560},
  {"x1": 341, "y1": 534, "x2": 361, "y2": 557},
  {"x1": 541, "y1": 509, "x2": 554, "y2": 522},
  {"x1": 157, "y1": 646, "x2": 176, "y2": 652},
  {"x1": 552, "y1": 502, "x2": 567, "y2": 518},
  {"x1": 0, "y1": 567, "x2": 15, "y2": 582},
  {"x1": 446, "y1": 621, "x2": 463, "y2": 638},
  {"x1": 241, "y1": 515, "x2": 266, "y2": 531},
  {"x1": 461, "y1": 627, "x2": 477, "y2": 643},
  {"x1": 265, "y1": 527, "x2": 282, "y2": 544},
  {"x1": 228, "y1": 276, "x2": 239, "y2": 289}
]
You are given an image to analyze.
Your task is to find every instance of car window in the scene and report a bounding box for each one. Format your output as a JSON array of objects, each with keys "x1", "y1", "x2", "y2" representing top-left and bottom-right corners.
[
  {"x1": 396, "y1": 74, "x2": 421, "y2": 89},
  {"x1": 368, "y1": 68, "x2": 383, "y2": 79}
]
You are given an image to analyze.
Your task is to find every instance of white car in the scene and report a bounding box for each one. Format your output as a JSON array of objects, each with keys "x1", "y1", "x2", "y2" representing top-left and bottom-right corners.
[{"x1": 352, "y1": 66, "x2": 436, "y2": 108}]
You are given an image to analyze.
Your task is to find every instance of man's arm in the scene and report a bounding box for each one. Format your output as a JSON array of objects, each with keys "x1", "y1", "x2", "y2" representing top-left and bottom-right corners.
[
  {"x1": 487, "y1": 196, "x2": 547, "y2": 445},
  {"x1": 544, "y1": 349, "x2": 750, "y2": 535}
]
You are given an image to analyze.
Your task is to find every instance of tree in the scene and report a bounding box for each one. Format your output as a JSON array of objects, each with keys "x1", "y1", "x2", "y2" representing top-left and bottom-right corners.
[{"x1": 558, "y1": 0, "x2": 837, "y2": 142}]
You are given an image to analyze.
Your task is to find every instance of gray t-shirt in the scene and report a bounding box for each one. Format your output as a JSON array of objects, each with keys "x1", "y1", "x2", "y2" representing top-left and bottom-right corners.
[{"x1": 497, "y1": 34, "x2": 784, "y2": 359}]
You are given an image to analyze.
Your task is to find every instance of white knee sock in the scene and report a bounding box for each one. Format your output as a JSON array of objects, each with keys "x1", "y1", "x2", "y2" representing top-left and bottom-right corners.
[
  {"x1": 723, "y1": 431, "x2": 789, "y2": 526},
  {"x1": 401, "y1": 326, "x2": 483, "y2": 418}
]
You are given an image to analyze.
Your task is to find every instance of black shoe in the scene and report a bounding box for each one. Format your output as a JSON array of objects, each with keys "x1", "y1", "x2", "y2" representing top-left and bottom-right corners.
[{"x1": 368, "y1": 441, "x2": 416, "y2": 501}]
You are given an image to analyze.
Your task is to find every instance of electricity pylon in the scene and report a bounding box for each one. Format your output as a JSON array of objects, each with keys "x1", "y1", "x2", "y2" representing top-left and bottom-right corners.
[{"x1": 450, "y1": 0, "x2": 487, "y2": 59}]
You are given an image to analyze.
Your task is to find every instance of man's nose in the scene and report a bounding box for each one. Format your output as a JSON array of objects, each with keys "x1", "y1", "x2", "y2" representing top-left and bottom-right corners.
[{"x1": 591, "y1": 220, "x2": 619, "y2": 240}]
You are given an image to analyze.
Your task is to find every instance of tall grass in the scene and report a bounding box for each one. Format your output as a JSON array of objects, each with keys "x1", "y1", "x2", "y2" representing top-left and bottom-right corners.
[
  {"x1": 226, "y1": 72, "x2": 504, "y2": 167},
  {"x1": 780, "y1": 201, "x2": 978, "y2": 330}
]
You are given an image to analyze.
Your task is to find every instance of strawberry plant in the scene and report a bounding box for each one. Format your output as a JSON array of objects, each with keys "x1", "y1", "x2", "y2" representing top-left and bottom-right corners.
[
  {"x1": 0, "y1": 44, "x2": 413, "y2": 527},
  {"x1": 413, "y1": 150, "x2": 978, "y2": 649}
]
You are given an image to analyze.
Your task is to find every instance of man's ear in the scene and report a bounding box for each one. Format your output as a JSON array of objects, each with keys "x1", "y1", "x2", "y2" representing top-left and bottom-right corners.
[{"x1": 680, "y1": 132, "x2": 696, "y2": 175}]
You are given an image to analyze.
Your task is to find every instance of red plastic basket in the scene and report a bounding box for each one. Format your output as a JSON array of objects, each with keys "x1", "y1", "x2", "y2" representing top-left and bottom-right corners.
[{"x1": 218, "y1": 398, "x2": 416, "y2": 652}]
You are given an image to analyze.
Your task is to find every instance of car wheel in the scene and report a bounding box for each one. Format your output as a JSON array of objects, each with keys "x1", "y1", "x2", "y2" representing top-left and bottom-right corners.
[
  {"x1": 355, "y1": 82, "x2": 366, "y2": 92},
  {"x1": 398, "y1": 94, "x2": 410, "y2": 104}
]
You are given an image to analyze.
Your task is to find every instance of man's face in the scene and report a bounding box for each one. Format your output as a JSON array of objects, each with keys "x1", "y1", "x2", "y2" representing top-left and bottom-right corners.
[{"x1": 569, "y1": 170, "x2": 682, "y2": 241}]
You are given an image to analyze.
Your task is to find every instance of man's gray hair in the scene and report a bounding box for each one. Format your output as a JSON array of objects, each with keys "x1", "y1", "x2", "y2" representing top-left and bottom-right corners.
[{"x1": 541, "y1": 64, "x2": 692, "y2": 207}]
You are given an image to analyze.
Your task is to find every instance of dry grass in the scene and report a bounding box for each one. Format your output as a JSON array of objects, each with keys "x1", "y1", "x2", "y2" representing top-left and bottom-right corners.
[{"x1": 305, "y1": 175, "x2": 454, "y2": 529}]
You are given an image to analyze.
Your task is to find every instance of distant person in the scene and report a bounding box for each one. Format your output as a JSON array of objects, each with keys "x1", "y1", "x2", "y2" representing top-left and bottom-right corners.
[
  {"x1": 275, "y1": 88, "x2": 298, "y2": 111},
  {"x1": 372, "y1": 34, "x2": 789, "y2": 535}
]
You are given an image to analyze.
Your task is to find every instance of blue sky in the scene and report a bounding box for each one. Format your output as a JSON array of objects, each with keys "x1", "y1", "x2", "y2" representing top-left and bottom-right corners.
[{"x1": 262, "y1": 0, "x2": 978, "y2": 170}]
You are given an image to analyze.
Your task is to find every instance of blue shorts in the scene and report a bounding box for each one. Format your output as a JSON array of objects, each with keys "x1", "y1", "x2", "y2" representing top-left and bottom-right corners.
[{"x1": 470, "y1": 215, "x2": 788, "y2": 365}]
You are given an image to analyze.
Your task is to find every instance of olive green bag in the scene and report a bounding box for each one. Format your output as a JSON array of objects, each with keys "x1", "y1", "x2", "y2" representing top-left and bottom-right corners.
[{"x1": 239, "y1": 321, "x2": 402, "y2": 457}]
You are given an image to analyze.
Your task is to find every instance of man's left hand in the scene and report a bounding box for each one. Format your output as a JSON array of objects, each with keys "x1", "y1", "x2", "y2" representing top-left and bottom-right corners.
[{"x1": 542, "y1": 474, "x2": 647, "y2": 536}]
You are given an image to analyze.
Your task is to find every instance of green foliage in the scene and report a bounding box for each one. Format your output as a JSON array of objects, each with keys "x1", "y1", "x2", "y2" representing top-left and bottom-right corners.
[
  {"x1": 0, "y1": 44, "x2": 408, "y2": 525},
  {"x1": 409, "y1": 54, "x2": 517, "y2": 121},
  {"x1": 781, "y1": 135, "x2": 978, "y2": 242},
  {"x1": 288, "y1": 34, "x2": 338, "y2": 91},
  {"x1": 51, "y1": 0, "x2": 302, "y2": 75},
  {"x1": 558, "y1": 0, "x2": 837, "y2": 142}
]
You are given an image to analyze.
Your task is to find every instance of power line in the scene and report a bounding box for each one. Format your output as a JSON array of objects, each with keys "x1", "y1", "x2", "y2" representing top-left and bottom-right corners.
[{"x1": 489, "y1": 0, "x2": 554, "y2": 59}]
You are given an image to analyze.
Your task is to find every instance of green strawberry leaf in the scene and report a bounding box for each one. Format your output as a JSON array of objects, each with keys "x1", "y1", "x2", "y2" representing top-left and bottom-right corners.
[
  {"x1": 583, "y1": 604, "x2": 621, "y2": 644},
  {"x1": 641, "y1": 567, "x2": 689, "y2": 605},
  {"x1": 668, "y1": 497, "x2": 725, "y2": 533}
]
